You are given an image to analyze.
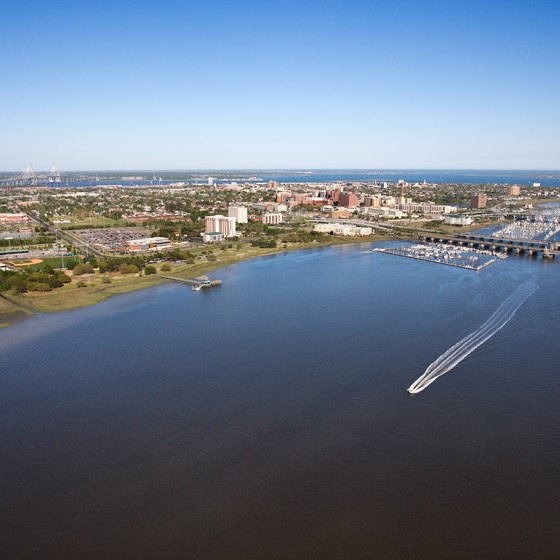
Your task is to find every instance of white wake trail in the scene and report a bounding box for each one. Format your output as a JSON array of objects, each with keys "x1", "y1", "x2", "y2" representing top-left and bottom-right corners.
[{"x1": 408, "y1": 283, "x2": 537, "y2": 394}]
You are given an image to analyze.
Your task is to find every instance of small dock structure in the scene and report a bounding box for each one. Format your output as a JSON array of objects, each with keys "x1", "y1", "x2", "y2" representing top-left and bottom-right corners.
[{"x1": 159, "y1": 274, "x2": 222, "y2": 290}]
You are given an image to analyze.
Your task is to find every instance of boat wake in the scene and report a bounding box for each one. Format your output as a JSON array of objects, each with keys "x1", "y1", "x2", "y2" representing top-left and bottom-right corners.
[{"x1": 408, "y1": 282, "x2": 537, "y2": 394}]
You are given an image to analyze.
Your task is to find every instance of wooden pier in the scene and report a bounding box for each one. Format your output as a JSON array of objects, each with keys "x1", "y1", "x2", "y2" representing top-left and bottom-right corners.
[{"x1": 158, "y1": 275, "x2": 222, "y2": 290}]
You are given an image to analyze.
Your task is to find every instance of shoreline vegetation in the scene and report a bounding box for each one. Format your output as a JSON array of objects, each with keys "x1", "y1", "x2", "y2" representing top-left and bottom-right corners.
[
  {"x1": 0, "y1": 235, "x2": 387, "y2": 328},
  {"x1": 0, "y1": 217, "x2": 510, "y2": 329}
]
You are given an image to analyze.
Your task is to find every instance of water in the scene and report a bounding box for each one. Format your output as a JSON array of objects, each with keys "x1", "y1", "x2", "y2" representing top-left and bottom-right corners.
[
  {"x1": 255, "y1": 169, "x2": 560, "y2": 186},
  {"x1": 1, "y1": 245, "x2": 559, "y2": 559},
  {"x1": 10, "y1": 169, "x2": 560, "y2": 187}
]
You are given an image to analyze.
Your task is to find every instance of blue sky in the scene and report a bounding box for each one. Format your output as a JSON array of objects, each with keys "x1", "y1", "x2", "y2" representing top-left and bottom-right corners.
[{"x1": 1, "y1": 0, "x2": 559, "y2": 171}]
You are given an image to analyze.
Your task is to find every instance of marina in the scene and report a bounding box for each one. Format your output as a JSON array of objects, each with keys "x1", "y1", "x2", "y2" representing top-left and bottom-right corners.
[{"x1": 371, "y1": 243, "x2": 499, "y2": 271}]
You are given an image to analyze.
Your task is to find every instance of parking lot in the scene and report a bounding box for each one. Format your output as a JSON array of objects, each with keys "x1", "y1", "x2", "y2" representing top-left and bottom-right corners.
[{"x1": 72, "y1": 228, "x2": 149, "y2": 251}]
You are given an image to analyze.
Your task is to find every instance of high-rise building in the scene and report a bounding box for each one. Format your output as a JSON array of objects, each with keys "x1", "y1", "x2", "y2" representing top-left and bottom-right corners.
[
  {"x1": 228, "y1": 206, "x2": 248, "y2": 224},
  {"x1": 507, "y1": 185, "x2": 521, "y2": 196},
  {"x1": 470, "y1": 193, "x2": 488, "y2": 209},
  {"x1": 363, "y1": 195, "x2": 381, "y2": 208},
  {"x1": 338, "y1": 192, "x2": 358, "y2": 208},
  {"x1": 204, "y1": 215, "x2": 237, "y2": 237}
]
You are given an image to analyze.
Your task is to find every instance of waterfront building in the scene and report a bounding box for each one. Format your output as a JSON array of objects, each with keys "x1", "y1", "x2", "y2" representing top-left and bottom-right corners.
[
  {"x1": 228, "y1": 206, "x2": 248, "y2": 224},
  {"x1": 313, "y1": 223, "x2": 372, "y2": 236},
  {"x1": 444, "y1": 215, "x2": 473, "y2": 226},
  {"x1": 262, "y1": 212, "x2": 283, "y2": 225},
  {"x1": 396, "y1": 203, "x2": 457, "y2": 214},
  {"x1": 204, "y1": 215, "x2": 237, "y2": 237},
  {"x1": 470, "y1": 193, "x2": 488, "y2": 209},
  {"x1": 202, "y1": 232, "x2": 226, "y2": 243}
]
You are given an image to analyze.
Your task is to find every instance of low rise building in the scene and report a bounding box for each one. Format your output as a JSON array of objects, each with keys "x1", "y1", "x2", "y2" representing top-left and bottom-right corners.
[
  {"x1": 126, "y1": 237, "x2": 171, "y2": 252},
  {"x1": 202, "y1": 232, "x2": 226, "y2": 243},
  {"x1": 444, "y1": 215, "x2": 473, "y2": 226},
  {"x1": 396, "y1": 203, "x2": 457, "y2": 214},
  {"x1": 262, "y1": 212, "x2": 283, "y2": 225},
  {"x1": 0, "y1": 213, "x2": 29, "y2": 224},
  {"x1": 313, "y1": 223, "x2": 372, "y2": 236},
  {"x1": 362, "y1": 207, "x2": 405, "y2": 219}
]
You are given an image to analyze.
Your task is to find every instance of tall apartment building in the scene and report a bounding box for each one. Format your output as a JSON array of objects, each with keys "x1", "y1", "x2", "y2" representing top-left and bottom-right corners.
[
  {"x1": 363, "y1": 195, "x2": 381, "y2": 208},
  {"x1": 470, "y1": 193, "x2": 488, "y2": 209},
  {"x1": 337, "y1": 192, "x2": 358, "y2": 208},
  {"x1": 204, "y1": 215, "x2": 237, "y2": 237},
  {"x1": 228, "y1": 206, "x2": 248, "y2": 224},
  {"x1": 507, "y1": 185, "x2": 521, "y2": 196}
]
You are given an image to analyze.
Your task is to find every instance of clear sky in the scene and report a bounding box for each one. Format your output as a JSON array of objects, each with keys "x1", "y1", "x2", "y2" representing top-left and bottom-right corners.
[{"x1": 1, "y1": 0, "x2": 559, "y2": 171}]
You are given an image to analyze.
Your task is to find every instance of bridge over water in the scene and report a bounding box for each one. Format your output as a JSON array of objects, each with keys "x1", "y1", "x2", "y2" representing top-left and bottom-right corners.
[{"x1": 418, "y1": 233, "x2": 559, "y2": 258}]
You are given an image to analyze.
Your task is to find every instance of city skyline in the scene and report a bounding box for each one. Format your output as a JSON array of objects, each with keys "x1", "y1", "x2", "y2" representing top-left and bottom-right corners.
[{"x1": 2, "y1": 0, "x2": 559, "y2": 171}]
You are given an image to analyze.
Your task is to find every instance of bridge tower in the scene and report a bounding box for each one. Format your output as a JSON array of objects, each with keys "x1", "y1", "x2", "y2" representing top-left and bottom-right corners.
[
  {"x1": 48, "y1": 164, "x2": 62, "y2": 183},
  {"x1": 19, "y1": 163, "x2": 37, "y2": 185}
]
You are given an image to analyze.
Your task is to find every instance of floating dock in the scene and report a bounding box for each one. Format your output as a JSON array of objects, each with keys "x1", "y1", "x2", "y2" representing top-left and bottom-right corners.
[{"x1": 371, "y1": 244, "x2": 497, "y2": 271}]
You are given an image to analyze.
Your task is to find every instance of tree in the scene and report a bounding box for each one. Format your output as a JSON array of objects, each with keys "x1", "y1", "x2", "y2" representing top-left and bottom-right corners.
[
  {"x1": 161, "y1": 263, "x2": 171, "y2": 272},
  {"x1": 74, "y1": 263, "x2": 94, "y2": 275},
  {"x1": 118, "y1": 263, "x2": 139, "y2": 274},
  {"x1": 144, "y1": 265, "x2": 156, "y2": 275}
]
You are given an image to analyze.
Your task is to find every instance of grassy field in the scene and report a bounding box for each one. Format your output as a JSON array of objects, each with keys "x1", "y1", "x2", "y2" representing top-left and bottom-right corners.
[
  {"x1": 16, "y1": 256, "x2": 82, "y2": 271},
  {"x1": 54, "y1": 214, "x2": 121, "y2": 229}
]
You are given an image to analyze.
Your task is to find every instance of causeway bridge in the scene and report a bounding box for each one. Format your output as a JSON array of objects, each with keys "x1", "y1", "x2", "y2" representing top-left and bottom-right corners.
[{"x1": 417, "y1": 233, "x2": 559, "y2": 258}]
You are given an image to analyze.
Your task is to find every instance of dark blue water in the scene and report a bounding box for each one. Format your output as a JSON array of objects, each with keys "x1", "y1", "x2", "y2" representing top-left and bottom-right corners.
[{"x1": 1, "y1": 244, "x2": 559, "y2": 559}]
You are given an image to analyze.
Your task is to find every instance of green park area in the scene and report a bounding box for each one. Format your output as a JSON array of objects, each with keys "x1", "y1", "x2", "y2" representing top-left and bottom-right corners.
[{"x1": 53, "y1": 214, "x2": 121, "y2": 229}]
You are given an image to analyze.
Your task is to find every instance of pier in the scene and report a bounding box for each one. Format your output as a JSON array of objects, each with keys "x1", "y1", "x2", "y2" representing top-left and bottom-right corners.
[{"x1": 158, "y1": 275, "x2": 223, "y2": 290}]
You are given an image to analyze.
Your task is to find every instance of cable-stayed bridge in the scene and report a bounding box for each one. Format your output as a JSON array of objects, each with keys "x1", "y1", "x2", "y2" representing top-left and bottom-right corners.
[{"x1": 0, "y1": 164, "x2": 62, "y2": 186}]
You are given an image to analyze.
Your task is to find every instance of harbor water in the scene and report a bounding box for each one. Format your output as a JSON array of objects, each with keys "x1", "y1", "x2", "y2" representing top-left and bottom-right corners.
[{"x1": 1, "y1": 243, "x2": 559, "y2": 559}]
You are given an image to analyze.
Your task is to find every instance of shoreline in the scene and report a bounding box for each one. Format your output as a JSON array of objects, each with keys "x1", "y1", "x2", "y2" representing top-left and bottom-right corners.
[{"x1": 0, "y1": 235, "x2": 389, "y2": 328}]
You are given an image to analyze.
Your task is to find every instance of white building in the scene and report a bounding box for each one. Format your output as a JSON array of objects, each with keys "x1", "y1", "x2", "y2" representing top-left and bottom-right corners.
[
  {"x1": 126, "y1": 237, "x2": 171, "y2": 252},
  {"x1": 362, "y1": 207, "x2": 405, "y2": 219},
  {"x1": 202, "y1": 232, "x2": 226, "y2": 243},
  {"x1": 444, "y1": 215, "x2": 473, "y2": 226},
  {"x1": 228, "y1": 206, "x2": 248, "y2": 224},
  {"x1": 396, "y1": 203, "x2": 457, "y2": 214},
  {"x1": 313, "y1": 223, "x2": 372, "y2": 236},
  {"x1": 262, "y1": 212, "x2": 283, "y2": 225},
  {"x1": 204, "y1": 215, "x2": 237, "y2": 237}
]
